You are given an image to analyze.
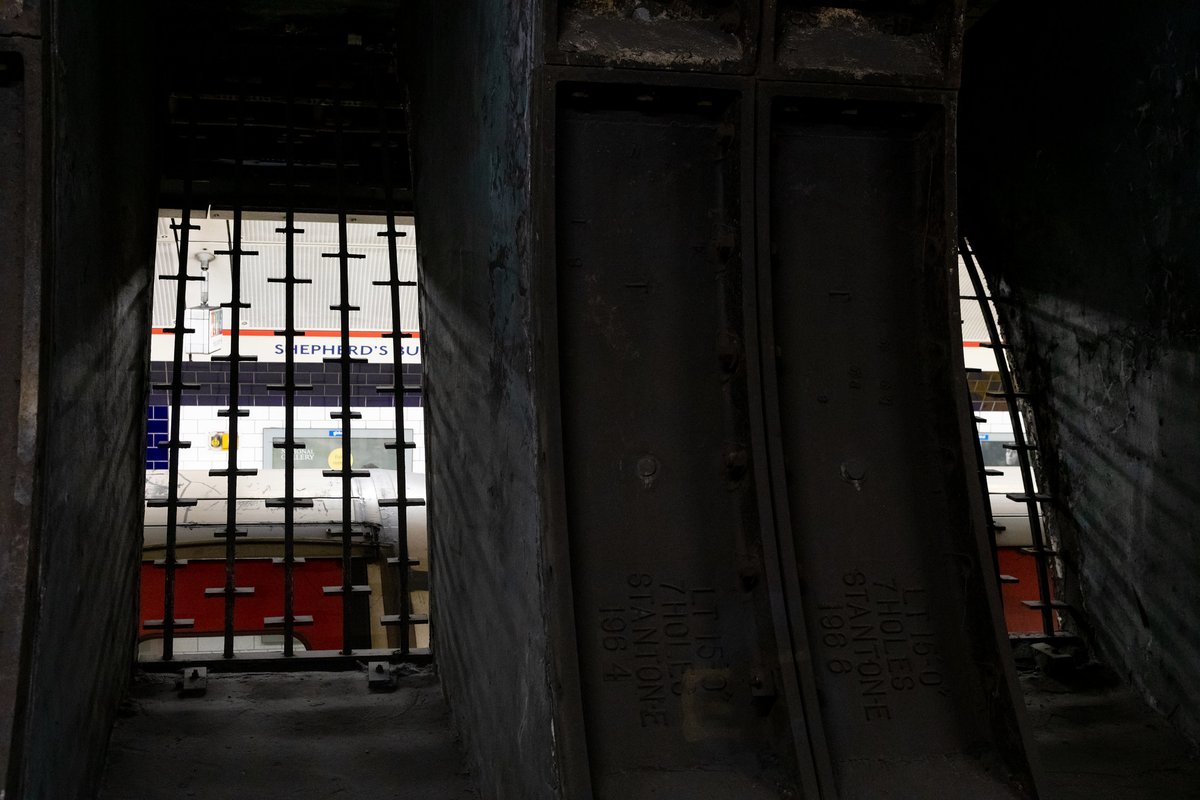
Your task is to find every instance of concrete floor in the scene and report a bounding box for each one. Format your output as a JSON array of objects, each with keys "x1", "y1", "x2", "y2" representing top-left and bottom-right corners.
[
  {"x1": 99, "y1": 661, "x2": 1199, "y2": 799},
  {"x1": 100, "y1": 667, "x2": 478, "y2": 800},
  {"x1": 1023, "y1": 666, "x2": 1200, "y2": 799}
]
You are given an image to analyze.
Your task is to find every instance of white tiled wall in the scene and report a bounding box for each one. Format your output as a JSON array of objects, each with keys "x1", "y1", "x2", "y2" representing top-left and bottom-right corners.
[{"x1": 175, "y1": 405, "x2": 426, "y2": 473}]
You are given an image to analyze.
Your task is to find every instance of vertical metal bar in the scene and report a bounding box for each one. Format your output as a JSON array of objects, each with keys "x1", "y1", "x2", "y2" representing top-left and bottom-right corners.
[
  {"x1": 281, "y1": 69, "x2": 299, "y2": 658},
  {"x1": 376, "y1": 76, "x2": 415, "y2": 654},
  {"x1": 161, "y1": 199, "x2": 194, "y2": 663},
  {"x1": 959, "y1": 237, "x2": 1056, "y2": 636},
  {"x1": 152, "y1": 89, "x2": 202, "y2": 662},
  {"x1": 338, "y1": 222, "x2": 354, "y2": 655},
  {"x1": 966, "y1": 385, "x2": 1005, "y2": 595},
  {"x1": 211, "y1": 66, "x2": 259, "y2": 659},
  {"x1": 264, "y1": 55, "x2": 314, "y2": 652},
  {"x1": 318, "y1": 60, "x2": 370, "y2": 655}
]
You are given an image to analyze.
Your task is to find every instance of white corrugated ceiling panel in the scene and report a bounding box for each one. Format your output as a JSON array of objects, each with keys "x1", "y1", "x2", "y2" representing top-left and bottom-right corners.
[
  {"x1": 153, "y1": 216, "x2": 419, "y2": 331},
  {"x1": 958, "y1": 256, "x2": 995, "y2": 344}
]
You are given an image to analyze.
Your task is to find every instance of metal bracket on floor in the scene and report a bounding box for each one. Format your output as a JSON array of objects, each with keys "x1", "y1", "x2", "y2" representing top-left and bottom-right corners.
[
  {"x1": 177, "y1": 667, "x2": 207, "y2": 697},
  {"x1": 366, "y1": 661, "x2": 397, "y2": 692}
]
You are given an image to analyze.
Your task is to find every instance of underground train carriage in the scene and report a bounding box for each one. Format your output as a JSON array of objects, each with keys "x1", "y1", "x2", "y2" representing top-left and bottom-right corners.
[{"x1": 141, "y1": 468, "x2": 426, "y2": 657}]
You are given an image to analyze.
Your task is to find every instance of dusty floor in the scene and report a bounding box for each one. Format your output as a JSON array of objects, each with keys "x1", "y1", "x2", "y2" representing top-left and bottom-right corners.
[
  {"x1": 1023, "y1": 666, "x2": 1200, "y2": 799},
  {"x1": 100, "y1": 661, "x2": 1199, "y2": 799},
  {"x1": 100, "y1": 667, "x2": 478, "y2": 800}
]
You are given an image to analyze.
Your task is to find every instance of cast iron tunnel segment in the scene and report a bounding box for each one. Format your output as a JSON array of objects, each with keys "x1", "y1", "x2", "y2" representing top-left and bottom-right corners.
[{"x1": 959, "y1": 236, "x2": 1070, "y2": 638}]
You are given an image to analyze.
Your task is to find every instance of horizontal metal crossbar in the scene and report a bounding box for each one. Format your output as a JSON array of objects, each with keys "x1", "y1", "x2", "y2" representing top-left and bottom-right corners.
[
  {"x1": 378, "y1": 498, "x2": 425, "y2": 508},
  {"x1": 1021, "y1": 599, "x2": 1071, "y2": 610},
  {"x1": 324, "y1": 528, "x2": 370, "y2": 538},
  {"x1": 263, "y1": 614, "x2": 315, "y2": 626},
  {"x1": 211, "y1": 529, "x2": 248, "y2": 539},
  {"x1": 322, "y1": 585, "x2": 372, "y2": 595},
  {"x1": 144, "y1": 618, "x2": 196, "y2": 629},
  {"x1": 1006, "y1": 493, "x2": 1053, "y2": 503},
  {"x1": 137, "y1": 649, "x2": 432, "y2": 673},
  {"x1": 264, "y1": 498, "x2": 315, "y2": 508}
]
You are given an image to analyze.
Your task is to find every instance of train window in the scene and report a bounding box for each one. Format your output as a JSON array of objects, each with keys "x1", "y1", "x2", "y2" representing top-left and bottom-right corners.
[{"x1": 978, "y1": 438, "x2": 1019, "y2": 467}]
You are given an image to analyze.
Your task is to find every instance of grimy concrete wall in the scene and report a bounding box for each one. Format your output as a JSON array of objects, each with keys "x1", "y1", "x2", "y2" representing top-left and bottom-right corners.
[
  {"x1": 408, "y1": 2, "x2": 559, "y2": 798},
  {"x1": 961, "y1": 5, "x2": 1200, "y2": 746},
  {"x1": 0, "y1": 0, "x2": 45, "y2": 793},
  {"x1": 4, "y1": 0, "x2": 159, "y2": 796}
]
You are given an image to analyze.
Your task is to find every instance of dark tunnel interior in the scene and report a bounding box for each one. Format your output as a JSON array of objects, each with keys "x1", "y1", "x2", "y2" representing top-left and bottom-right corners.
[{"x1": 1, "y1": 1, "x2": 1198, "y2": 798}]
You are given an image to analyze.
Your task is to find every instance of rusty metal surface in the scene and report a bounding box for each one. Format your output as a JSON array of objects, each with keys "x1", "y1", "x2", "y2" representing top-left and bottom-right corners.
[
  {"x1": 548, "y1": 0, "x2": 757, "y2": 74},
  {"x1": 757, "y1": 89, "x2": 1036, "y2": 798},
  {"x1": 765, "y1": 0, "x2": 965, "y2": 88},
  {"x1": 555, "y1": 82, "x2": 799, "y2": 798}
]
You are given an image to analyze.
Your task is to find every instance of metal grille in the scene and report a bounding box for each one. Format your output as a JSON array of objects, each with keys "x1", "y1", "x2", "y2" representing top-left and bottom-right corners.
[
  {"x1": 959, "y1": 237, "x2": 1070, "y2": 639},
  {"x1": 143, "y1": 42, "x2": 427, "y2": 668}
]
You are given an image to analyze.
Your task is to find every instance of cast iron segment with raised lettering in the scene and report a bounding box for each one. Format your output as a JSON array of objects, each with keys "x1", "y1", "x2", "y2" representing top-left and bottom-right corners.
[
  {"x1": 555, "y1": 82, "x2": 801, "y2": 799},
  {"x1": 759, "y1": 92, "x2": 1038, "y2": 799}
]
